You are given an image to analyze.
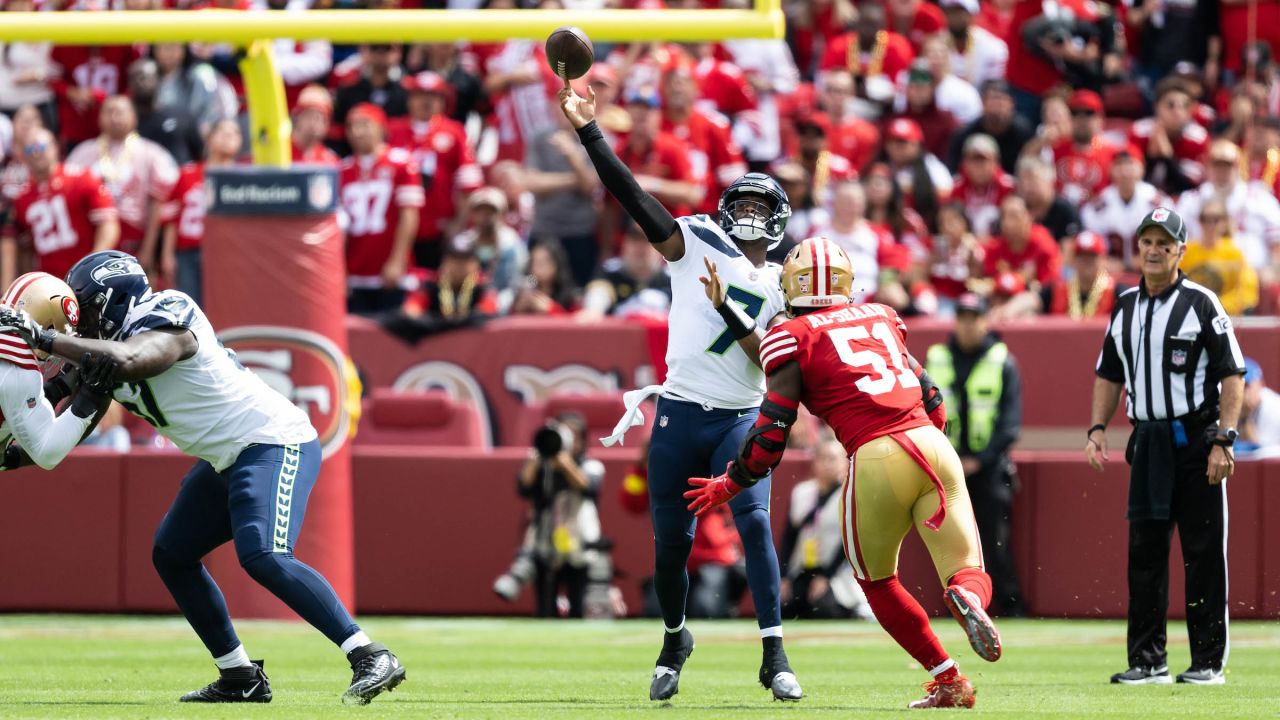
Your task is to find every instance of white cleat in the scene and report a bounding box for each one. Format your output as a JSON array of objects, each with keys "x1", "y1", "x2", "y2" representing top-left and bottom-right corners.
[{"x1": 770, "y1": 671, "x2": 803, "y2": 701}]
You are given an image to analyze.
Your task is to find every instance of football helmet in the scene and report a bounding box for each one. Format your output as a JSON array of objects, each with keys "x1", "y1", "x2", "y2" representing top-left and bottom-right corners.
[
  {"x1": 717, "y1": 172, "x2": 791, "y2": 250},
  {"x1": 1, "y1": 272, "x2": 80, "y2": 360},
  {"x1": 781, "y1": 236, "x2": 854, "y2": 311},
  {"x1": 64, "y1": 250, "x2": 151, "y2": 340}
]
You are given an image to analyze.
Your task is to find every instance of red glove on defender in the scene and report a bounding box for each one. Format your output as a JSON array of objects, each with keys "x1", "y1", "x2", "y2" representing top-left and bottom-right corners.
[{"x1": 685, "y1": 463, "x2": 747, "y2": 517}]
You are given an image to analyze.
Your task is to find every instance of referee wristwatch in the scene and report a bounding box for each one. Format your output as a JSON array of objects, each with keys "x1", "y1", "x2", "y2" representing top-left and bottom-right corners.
[{"x1": 1212, "y1": 428, "x2": 1238, "y2": 448}]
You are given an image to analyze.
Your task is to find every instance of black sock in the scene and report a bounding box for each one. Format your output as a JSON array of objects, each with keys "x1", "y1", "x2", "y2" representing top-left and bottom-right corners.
[{"x1": 763, "y1": 636, "x2": 784, "y2": 654}]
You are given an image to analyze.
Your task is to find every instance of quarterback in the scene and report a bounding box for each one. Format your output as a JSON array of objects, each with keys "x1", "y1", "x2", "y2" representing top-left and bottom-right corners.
[
  {"x1": 560, "y1": 83, "x2": 802, "y2": 701},
  {"x1": 686, "y1": 237, "x2": 1003, "y2": 709},
  {"x1": 0, "y1": 251, "x2": 403, "y2": 706}
]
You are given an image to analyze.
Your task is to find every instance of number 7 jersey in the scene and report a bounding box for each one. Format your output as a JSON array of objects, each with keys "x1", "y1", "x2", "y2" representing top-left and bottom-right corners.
[{"x1": 760, "y1": 303, "x2": 930, "y2": 454}]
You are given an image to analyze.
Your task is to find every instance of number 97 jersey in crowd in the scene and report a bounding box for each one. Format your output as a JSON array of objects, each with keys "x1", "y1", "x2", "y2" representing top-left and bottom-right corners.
[
  {"x1": 760, "y1": 301, "x2": 931, "y2": 455},
  {"x1": 111, "y1": 290, "x2": 317, "y2": 472}
]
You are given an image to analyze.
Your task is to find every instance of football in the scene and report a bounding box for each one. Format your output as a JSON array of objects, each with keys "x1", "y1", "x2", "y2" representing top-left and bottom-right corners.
[{"x1": 545, "y1": 25, "x2": 594, "y2": 81}]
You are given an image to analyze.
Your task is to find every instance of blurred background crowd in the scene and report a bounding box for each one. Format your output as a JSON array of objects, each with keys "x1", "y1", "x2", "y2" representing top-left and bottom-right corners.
[{"x1": 3, "y1": 0, "x2": 1280, "y2": 326}]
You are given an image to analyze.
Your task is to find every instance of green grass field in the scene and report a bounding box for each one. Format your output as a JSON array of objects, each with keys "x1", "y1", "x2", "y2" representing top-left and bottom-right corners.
[{"x1": 0, "y1": 615, "x2": 1276, "y2": 719}]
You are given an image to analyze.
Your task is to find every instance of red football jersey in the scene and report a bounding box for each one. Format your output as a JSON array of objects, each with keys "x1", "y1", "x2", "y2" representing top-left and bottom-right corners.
[
  {"x1": 293, "y1": 142, "x2": 341, "y2": 167},
  {"x1": 615, "y1": 132, "x2": 698, "y2": 218},
  {"x1": 819, "y1": 31, "x2": 915, "y2": 81},
  {"x1": 162, "y1": 163, "x2": 206, "y2": 252},
  {"x1": 49, "y1": 45, "x2": 140, "y2": 146},
  {"x1": 661, "y1": 109, "x2": 747, "y2": 216},
  {"x1": 1128, "y1": 118, "x2": 1209, "y2": 188},
  {"x1": 9, "y1": 166, "x2": 116, "y2": 280},
  {"x1": 386, "y1": 115, "x2": 483, "y2": 240},
  {"x1": 949, "y1": 168, "x2": 1015, "y2": 236},
  {"x1": 339, "y1": 147, "x2": 425, "y2": 278},
  {"x1": 982, "y1": 225, "x2": 1061, "y2": 287},
  {"x1": 692, "y1": 57, "x2": 758, "y2": 118},
  {"x1": 1050, "y1": 138, "x2": 1116, "y2": 207},
  {"x1": 761, "y1": 303, "x2": 931, "y2": 455}
]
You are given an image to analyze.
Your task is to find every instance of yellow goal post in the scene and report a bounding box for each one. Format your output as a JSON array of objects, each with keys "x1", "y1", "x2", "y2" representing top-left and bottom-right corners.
[{"x1": 0, "y1": 3, "x2": 784, "y2": 165}]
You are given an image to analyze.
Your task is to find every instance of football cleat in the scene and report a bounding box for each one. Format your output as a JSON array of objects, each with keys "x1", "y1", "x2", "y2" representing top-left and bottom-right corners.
[
  {"x1": 1176, "y1": 667, "x2": 1224, "y2": 685},
  {"x1": 342, "y1": 642, "x2": 406, "y2": 705},
  {"x1": 649, "y1": 628, "x2": 694, "y2": 701},
  {"x1": 179, "y1": 660, "x2": 272, "y2": 703},
  {"x1": 908, "y1": 674, "x2": 976, "y2": 709},
  {"x1": 944, "y1": 586, "x2": 1002, "y2": 662},
  {"x1": 1110, "y1": 665, "x2": 1173, "y2": 685},
  {"x1": 759, "y1": 650, "x2": 803, "y2": 701}
]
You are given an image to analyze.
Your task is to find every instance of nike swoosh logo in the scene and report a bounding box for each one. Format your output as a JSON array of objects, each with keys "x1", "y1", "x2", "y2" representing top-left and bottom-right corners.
[
  {"x1": 738, "y1": 411, "x2": 751, "y2": 417},
  {"x1": 242, "y1": 682, "x2": 260, "y2": 698}
]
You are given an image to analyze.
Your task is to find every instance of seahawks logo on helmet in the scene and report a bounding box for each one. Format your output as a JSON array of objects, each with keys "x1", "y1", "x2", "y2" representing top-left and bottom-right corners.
[{"x1": 90, "y1": 257, "x2": 146, "y2": 284}]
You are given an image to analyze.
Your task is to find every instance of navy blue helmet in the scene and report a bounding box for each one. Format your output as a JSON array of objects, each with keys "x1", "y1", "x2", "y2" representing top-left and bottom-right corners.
[
  {"x1": 64, "y1": 250, "x2": 151, "y2": 340},
  {"x1": 717, "y1": 172, "x2": 791, "y2": 250}
]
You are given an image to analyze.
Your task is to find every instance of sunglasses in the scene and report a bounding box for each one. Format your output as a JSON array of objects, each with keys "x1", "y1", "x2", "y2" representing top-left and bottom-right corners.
[
  {"x1": 23, "y1": 142, "x2": 48, "y2": 156},
  {"x1": 1200, "y1": 214, "x2": 1227, "y2": 223}
]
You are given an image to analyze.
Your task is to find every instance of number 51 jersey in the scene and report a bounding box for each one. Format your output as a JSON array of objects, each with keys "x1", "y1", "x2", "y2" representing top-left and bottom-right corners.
[
  {"x1": 111, "y1": 290, "x2": 318, "y2": 471},
  {"x1": 760, "y1": 302, "x2": 930, "y2": 455}
]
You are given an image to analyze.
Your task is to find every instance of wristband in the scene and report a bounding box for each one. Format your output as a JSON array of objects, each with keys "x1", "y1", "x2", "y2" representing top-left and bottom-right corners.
[
  {"x1": 1087, "y1": 423, "x2": 1106, "y2": 439},
  {"x1": 575, "y1": 120, "x2": 604, "y2": 145},
  {"x1": 35, "y1": 329, "x2": 57, "y2": 355},
  {"x1": 715, "y1": 300, "x2": 754, "y2": 341}
]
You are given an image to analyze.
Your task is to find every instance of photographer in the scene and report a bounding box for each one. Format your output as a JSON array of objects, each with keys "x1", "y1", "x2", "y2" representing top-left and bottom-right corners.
[{"x1": 516, "y1": 412, "x2": 605, "y2": 618}]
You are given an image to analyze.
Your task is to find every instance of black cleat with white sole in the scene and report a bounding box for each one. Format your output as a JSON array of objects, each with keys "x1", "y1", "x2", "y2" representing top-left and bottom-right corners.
[
  {"x1": 343, "y1": 642, "x2": 406, "y2": 705},
  {"x1": 650, "y1": 628, "x2": 695, "y2": 701},
  {"x1": 760, "y1": 649, "x2": 803, "y2": 701},
  {"x1": 180, "y1": 660, "x2": 272, "y2": 703},
  {"x1": 1110, "y1": 665, "x2": 1173, "y2": 685}
]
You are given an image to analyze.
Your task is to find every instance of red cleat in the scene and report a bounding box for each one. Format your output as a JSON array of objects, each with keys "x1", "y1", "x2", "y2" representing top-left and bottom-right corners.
[
  {"x1": 944, "y1": 586, "x2": 1002, "y2": 662},
  {"x1": 908, "y1": 674, "x2": 976, "y2": 709}
]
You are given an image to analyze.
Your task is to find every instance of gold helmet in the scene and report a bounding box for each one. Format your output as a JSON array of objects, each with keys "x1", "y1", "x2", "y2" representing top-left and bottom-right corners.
[
  {"x1": 781, "y1": 236, "x2": 855, "y2": 310},
  {"x1": 2, "y1": 272, "x2": 80, "y2": 360}
]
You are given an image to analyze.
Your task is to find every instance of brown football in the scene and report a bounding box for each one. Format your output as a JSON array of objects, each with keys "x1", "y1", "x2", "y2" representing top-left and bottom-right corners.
[{"x1": 545, "y1": 25, "x2": 594, "y2": 81}]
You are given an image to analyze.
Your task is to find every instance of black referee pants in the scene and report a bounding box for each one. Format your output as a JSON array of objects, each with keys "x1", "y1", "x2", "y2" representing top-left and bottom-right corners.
[{"x1": 1127, "y1": 430, "x2": 1228, "y2": 671}]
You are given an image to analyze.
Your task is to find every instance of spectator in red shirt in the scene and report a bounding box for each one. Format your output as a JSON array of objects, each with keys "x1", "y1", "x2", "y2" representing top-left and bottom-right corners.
[
  {"x1": 879, "y1": 117, "x2": 953, "y2": 226},
  {"x1": 815, "y1": 69, "x2": 881, "y2": 173},
  {"x1": 158, "y1": 118, "x2": 240, "y2": 305},
  {"x1": 614, "y1": 86, "x2": 701, "y2": 219},
  {"x1": 50, "y1": 44, "x2": 140, "y2": 149},
  {"x1": 1043, "y1": 89, "x2": 1115, "y2": 207},
  {"x1": 387, "y1": 71, "x2": 482, "y2": 272},
  {"x1": 0, "y1": 105, "x2": 43, "y2": 238},
  {"x1": 3, "y1": 127, "x2": 119, "y2": 289},
  {"x1": 509, "y1": 238, "x2": 579, "y2": 316},
  {"x1": 660, "y1": 61, "x2": 748, "y2": 217},
  {"x1": 1129, "y1": 78, "x2": 1210, "y2": 196},
  {"x1": 887, "y1": 0, "x2": 946, "y2": 52},
  {"x1": 339, "y1": 103, "x2": 424, "y2": 315},
  {"x1": 890, "y1": 59, "x2": 960, "y2": 160},
  {"x1": 820, "y1": 0, "x2": 915, "y2": 111},
  {"x1": 950, "y1": 133, "x2": 1014, "y2": 236},
  {"x1": 983, "y1": 193, "x2": 1061, "y2": 289},
  {"x1": 291, "y1": 84, "x2": 340, "y2": 167},
  {"x1": 929, "y1": 201, "x2": 985, "y2": 310},
  {"x1": 785, "y1": 111, "x2": 857, "y2": 209}
]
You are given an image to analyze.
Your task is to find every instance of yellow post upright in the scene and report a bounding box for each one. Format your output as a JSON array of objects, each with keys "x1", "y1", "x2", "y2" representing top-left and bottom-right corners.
[{"x1": 238, "y1": 39, "x2": 292, "y2": 168}]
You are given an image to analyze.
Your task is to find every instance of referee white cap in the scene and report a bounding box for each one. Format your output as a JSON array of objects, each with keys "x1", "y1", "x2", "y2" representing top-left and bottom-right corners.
[{"x1": 1135, "y1": 206, "x2": 1188, "y2": 244}]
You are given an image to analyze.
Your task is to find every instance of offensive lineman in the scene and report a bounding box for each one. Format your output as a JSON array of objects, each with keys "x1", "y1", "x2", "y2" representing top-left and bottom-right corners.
[
  {"x1": 559, "y1": 84, "x2": 803, "y2": 701},
  {"x1": 685, "y1": 237, "x2": 1003, "y2": 709},
  {"x1": 0, "y1": 251, "x2": 404, "y2": 706}
]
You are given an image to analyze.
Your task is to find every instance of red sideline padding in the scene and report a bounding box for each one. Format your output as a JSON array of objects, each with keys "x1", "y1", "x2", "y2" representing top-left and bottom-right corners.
[{"x1": 203, "y1": 212, "x2": 357, "y2": 618}]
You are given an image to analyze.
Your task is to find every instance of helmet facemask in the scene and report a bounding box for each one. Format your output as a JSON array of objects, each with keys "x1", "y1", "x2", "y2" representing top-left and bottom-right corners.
[{"x1": 718, "y1": 173, "x2": 792, "y2": 251}]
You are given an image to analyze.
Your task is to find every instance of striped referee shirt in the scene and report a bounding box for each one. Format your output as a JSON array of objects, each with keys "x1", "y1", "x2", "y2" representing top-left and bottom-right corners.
[{"x1": 1095, "y1": 272, "x2": 1245, "y2": 422}]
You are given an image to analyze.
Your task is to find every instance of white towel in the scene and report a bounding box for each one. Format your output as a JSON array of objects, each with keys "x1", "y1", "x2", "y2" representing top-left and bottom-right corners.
[{"x1": 599, "y1": 385, "x2": 664, "y2": 447}]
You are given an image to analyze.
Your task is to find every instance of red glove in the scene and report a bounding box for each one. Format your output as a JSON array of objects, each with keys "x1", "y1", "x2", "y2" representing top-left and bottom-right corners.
[
  {"x1": 684, "y1": 465, "x2": 747, "y2": 517},
  {"x1": 928, "y1": 398, "x2": 947, "y2": 433}
]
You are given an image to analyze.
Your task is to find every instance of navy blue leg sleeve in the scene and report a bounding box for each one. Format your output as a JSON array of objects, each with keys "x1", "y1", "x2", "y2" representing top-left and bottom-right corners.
[
  {"x1": 647, "y1": 398, "x2": 705, "y2": 629},
  {"x1": 716, "y1": 410, "x2": 783, "y2": 630},
  {"x1": 227, "y1": 440, "x2": 360, "y2": 646},
  {"x1": 152, "y1": 460, "x2": 240, "y2": 657}
]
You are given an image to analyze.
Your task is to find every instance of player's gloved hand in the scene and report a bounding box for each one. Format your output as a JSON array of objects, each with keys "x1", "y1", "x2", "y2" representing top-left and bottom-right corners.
[
  {"x1": 69, "y1": 352, "x2": 118, "y2": 419},
  {"x1": 0, "y1": 305, "x2": 54, "y2": 353},
  {"x1": 0, "y1": 441, "x2": 24, "y2": 472},
  {"x1": 684, "y1": 462, "x2": 748, "y2": 517},
  {"x1": 928, "y1": 398, "x2": 947, "y2": 433}
]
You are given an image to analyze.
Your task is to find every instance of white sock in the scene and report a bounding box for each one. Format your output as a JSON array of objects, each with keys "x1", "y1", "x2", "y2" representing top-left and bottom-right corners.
[
  {"x1": 664, "y1": 619, "x2": 685, "y2": 634},
  {"x1": 760, "y1": 626, "x2": 783, "y2": 639},
  {"x1": 340, "y1": 631, "x2": 373, "y2": 655},
  {"x1": 214, "y1": 645, "x2": 252, "y2": 670},
  {"x1": 928, "y1": 659, "x2": 957, "y2": 677}
]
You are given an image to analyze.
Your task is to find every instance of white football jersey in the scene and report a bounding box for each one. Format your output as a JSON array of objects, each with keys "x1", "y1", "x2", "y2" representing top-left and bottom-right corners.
[
  {"x1": 663, "y1": 215, "x2": 786, "y2": 409},
  {"x1": 113, "y1": 291, "x2": 316, "y2": 471},
  {"x1": 0, "y1": 338, "x2": 92, "y2": 470}
]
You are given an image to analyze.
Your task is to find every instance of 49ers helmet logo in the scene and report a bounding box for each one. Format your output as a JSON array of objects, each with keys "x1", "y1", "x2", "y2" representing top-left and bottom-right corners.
[
  {"x1": 219, "y1": 325, "x2": 353, "y2": 459},
  {"x1": 61, "y1": 296, "x2": 79, "y2": 327}
]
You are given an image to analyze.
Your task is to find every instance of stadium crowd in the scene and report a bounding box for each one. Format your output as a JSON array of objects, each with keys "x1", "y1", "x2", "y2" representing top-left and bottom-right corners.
[{"x1": 1, "y1": 0, "x2": 1280, "y2": 322}]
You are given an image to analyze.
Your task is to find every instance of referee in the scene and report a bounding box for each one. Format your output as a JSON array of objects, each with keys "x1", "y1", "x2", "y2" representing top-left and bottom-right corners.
[{"x1": 1086, "y1": 206, "x2": 1244, "y2": 686}]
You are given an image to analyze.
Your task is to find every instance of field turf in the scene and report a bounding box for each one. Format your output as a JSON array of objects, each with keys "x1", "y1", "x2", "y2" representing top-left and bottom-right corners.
[{"x1": 0, "y1": 615, "x2": 1276, "y2": 718}]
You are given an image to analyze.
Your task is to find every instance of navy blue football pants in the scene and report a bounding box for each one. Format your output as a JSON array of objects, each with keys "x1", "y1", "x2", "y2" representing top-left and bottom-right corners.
[
  {"x1": 647, "y1": 396, "x2": 782, "y2": 630},
  {"x1": 151, "y1": 439, "x2": 360, "y2": 657}
]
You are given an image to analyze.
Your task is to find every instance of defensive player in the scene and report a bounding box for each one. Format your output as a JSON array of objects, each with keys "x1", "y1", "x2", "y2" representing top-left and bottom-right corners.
[
  {"x1": 560, "y1": 84, "x2": 803, "y2": 701},
  {"x1": 685, "y1": 237, "x2": 1003, "y2": 709},
  {"x1": 0, "y1": 251, "x2": 404, "y2": 706},
  {"x1": 0, "y1": 272, "x2": 112, "y2": 471}
]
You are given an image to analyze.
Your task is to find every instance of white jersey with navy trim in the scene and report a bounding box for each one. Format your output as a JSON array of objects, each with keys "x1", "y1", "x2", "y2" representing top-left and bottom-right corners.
[
  {"x1": 113, "y1": 290, "x2": 317, "y2": 471},
  {"x1": 663, "y1": 215, "x2": 786, "y2": 409}
]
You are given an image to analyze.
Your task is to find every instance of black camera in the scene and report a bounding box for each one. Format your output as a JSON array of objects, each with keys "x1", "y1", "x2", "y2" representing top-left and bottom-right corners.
[{"x1": 533, "y1": 421, "x2": 576, "y2": 458}]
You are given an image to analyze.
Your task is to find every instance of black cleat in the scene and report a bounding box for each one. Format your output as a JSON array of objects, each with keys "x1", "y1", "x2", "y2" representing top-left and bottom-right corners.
[
  {"x1": 180, "y1": 660, "x2": 272, "y2": 703},
  {"x1": 1110, "y1": 665, "x2": 1172, "y2": 685},
  {"x1": 760, "y1": 648, "x2": 803, "y2": 701},
  {"x1": 1176, "y1": 667, "x2": 1225, "y2": 685},
  {"x1": 649, "y1": 628, "x2": 695, "y2": 701},
  {"x1": 343, "y1": 642, "x2": 406, "y2": 705}
]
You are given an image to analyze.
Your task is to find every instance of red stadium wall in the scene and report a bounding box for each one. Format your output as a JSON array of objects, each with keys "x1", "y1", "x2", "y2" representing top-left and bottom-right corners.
[{"x1": 1, "y1": 447, "x2": 1277, "y2": 619}]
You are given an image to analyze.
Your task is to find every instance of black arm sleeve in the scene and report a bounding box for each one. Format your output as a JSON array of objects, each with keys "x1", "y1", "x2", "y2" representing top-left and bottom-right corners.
[
  {"x1": 976, "y1": 357, "x2": 1023, "y2": 473},
  {"x1": 576, "y1": 121, "x2": 677, "y2": 244}
]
